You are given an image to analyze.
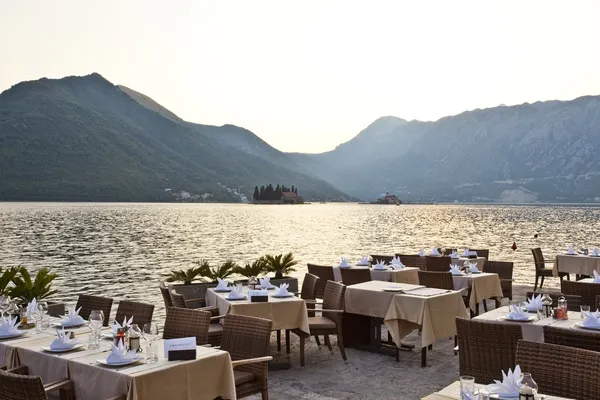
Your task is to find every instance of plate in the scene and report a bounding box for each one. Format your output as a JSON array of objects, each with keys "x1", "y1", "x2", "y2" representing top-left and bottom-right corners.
[
  {"x1": 382, "y1": 287, "x2": 404, "y2": 292},
  {"x1": 373, "y1": 268, "x2": 388, "y2": 271},
  {"x1": 97, "y1": 356, "x2": 144, "y2": 367},
  {"x1": 470, "y1": 271, "x2": 482, "y2": 274},
  {"x1": 52, "y1": 322, "x2": 85, "y2": 328},
  {"x1": 0, "y1": 330, "x2": 28, "y2": 340},
  {"x1": 523, "y1": 307, "x2": 542, "y2": 313},
  {"x1": 338, "y1": 265, "x2": 352, "y2": 269},
  {"x1": 226, "y1": 295, "x2": 247, "y2": 301},
  {"x1": 499, "y1": 315, "x2": 536, "y2": 322},
  {"x1": 41, "y1": 343, "x2": 86, "y2": 353},
  {"x1": 355, "y1": 263, "x2": 370, "y2": 266},
  {"x1": 258, "y1": 286, "x2": 275, "y2": 290},
  {"x1": 272, "y1": 294, "x2": 295, "y2": 298},
  {"x1": 575, "y1": 322, "x2": 600, "y2": 330},
  {"x1": 102, "y1": 332, "x2": 115, "y2": 340},
  {"x1": 214, "y1": 288, "x2": 232, "y2": 293}
]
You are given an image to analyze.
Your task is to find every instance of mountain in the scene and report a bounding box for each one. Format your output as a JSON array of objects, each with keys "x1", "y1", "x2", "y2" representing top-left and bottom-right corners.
[
  {"x1": 0, "y1": 73, "x2": 349, "y2": 202},
  {"x1": 290, "y1": 98, "x2": 600, "y2": 202}
]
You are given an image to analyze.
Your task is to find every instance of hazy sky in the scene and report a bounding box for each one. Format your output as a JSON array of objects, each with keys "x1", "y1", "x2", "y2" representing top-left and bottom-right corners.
[{"x1": 2, "y1": 1, "x2": 600, "y2": 153}]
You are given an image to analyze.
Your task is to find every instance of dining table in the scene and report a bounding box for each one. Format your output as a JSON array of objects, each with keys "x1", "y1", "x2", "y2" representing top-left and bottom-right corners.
[
  {"x1": 553, "y1": 253, "x2": 600, "y2": 277},
  {"x1": 332, "y1": 266, "x2": 420, "y2": 284},
  {"x1": 452, "y1": 272, "x2": 503, "y2": 313},
  {"x1": 448, "y1": 256, "x2": 487, "y2": 271},
  {"x1": 422, "y1": 380, "x2": 573, "y2": 399}
]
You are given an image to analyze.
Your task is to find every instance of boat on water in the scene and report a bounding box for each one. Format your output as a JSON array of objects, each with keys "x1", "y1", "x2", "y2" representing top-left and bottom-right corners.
[{"x1": 359, "y1": 191, "x2": 402, "y2": 205}]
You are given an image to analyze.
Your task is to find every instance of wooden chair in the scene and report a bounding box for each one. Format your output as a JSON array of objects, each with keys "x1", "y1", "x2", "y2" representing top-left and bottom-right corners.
[
  {"x1": 293, "y1": 281, "x2": 347, "y2": 367},
  {"x1": 396, "y1": 254, "x2": 427, "y2": 270},
  {"x1": 526, "y1": 291, "x2": 582, "y2": 311},
  {"x1": 307, "y1": 264, "x2": 335, "y2": 299},
  {"x1": 114, "y1": 300, "x2": 155, "y2": 327},
  {"x1": 370, "y1": 255, "x2": 393, "y2": 265},
  {"x1": 159, "y1": 282, "x2": 174, "y2": 309},
  {"x1": 425, "y1": 256, "x2": 452, "y2": 272},
  {"x1": 484, "y1": 261, "x2": 514, "y2": 300},
  {"x1": 561, "y1": 280, "x2": 600, "y2": 308},
  {"x1": 469, "y1": 249, "x2": 490, "y2": 261},
  {"x1": 516, "y1": 339, "x2": 600, "y2": 399},
  {"x1": 220, "y1": 315, "x2": 273, "y2": 400},
  {"x1": 417, "y1": 271, "x2": 454, "y2": 290},
  {"x1": 75, "y1": 294, "x2": 113, "y2": 326},
  {"x1": 456, "y1": 318, "x2": 523, "y2": 383},
  {"x1": 339, "y1": 268, "x2": 371, "y2": 285},
  {"x1": 163, "y1": 307, "x2": 216, "y2": 345},
  {"x1": 532, "y1": 248, "x2": 568, "y2": 291},
  {"x1": 543, "y1": 325, "x2": 600, "y2": 352}
]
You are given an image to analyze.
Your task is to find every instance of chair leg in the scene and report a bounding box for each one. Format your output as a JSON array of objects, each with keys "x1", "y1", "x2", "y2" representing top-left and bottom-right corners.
[
  {"x1": 567, "y1": 274, "x2": 570, "y2": 281},
  {"x1": 428, "y1": 344, "x2": 433, "y2": 350},
  {"x1": 285, "y1": 330, "x2": 290, "y2": 354},
  {"x1": 261, "y1": 389, "x2": 269, "y2": 400},
  {"x1": 324, "y1": 335, "x2": 333, "y2": 352},
  {"x1": 534, "y1": 275, "x2": 539, "y2": 291},
  {"x1": 421, "y1": 347, "x2": 427, "y2": 367},
  {"x1": 540, "y1": 276, "x2": 545, "y2": 290},
  {"x1": 276, "y1": 330, "x2": 281, "y2": 352},
  {"x1": 300, "y1": 335, "x2": 305, "y2": 367},
  {"x1": 314, "y1": 335, "x2": 321, "y2": 346},
  {"x1": 483, "y1": 300, "x2": 488, "y2": 312},
  {"x1": 337, "y1": 329, "x2": 347, "y2": 362}
]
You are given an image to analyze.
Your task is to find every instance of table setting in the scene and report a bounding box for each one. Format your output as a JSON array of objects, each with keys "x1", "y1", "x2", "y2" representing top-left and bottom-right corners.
[
  {"x1": 331, "y1": 256, "x2": 420, "y2": 284},
  {"x1": 553, "y1": 246, "x2": 600, "y2": 277}
]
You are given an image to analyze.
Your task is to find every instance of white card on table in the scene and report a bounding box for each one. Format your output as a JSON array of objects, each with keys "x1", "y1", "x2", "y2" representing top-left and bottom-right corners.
[{"x1": 163, "y1": 337, "x2": 196, "y2": 359}]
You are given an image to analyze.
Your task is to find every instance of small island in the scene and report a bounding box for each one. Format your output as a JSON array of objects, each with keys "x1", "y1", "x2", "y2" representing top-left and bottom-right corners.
[
  {"x1": 360, "y1": 191, "x2": 403, "y2": 205},
  {"x1": 252, "y1": 184, "x2": 304, "y2": 204}
]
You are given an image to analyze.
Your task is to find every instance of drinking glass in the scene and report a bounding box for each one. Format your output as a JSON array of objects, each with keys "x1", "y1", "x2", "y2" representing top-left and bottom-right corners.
[
  {"x1": 459, "y1": 375, "x2": 475, "y2": 396},
  {"x1": 88, "y1": 310, "x2": 104, "y2": 349},
  {"x1": 0, "y1": 296, "x2": 9, "y2": 318},
  {"x1": 581, "y1": 305, "x2": 591, "y2": 319},
  {"x1": 142, "y1": 322, "x2": 159, "y2": 362},
  {"x1": 235, "y1": 283, "x2": 243, "y2": 294}
]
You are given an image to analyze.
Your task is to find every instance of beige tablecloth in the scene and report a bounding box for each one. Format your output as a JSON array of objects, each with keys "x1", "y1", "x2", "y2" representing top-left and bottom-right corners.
[
  {"x1": 333, "y1": 266, "x2": 420, "y2": 284},
  {"x1": 422, "y1": 380, "x2": 572, "y2": 400},
  {"x1": 206, "y1": 288, "x2": 310, "y2": 334},
  {"x1": 452, "y1": 273, "x2": 503, "y2": 312},
  {"x1": 344, "y1": 281, "x2": 424, "y2": 318},
  {"x1": 553, "y1": 254, "x2": 600, "y2": 277}
]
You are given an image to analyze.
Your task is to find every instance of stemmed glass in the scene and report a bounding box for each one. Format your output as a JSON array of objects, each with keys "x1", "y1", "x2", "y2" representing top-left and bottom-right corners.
[
  {"x1": 0, "y1": 296, "x2": 9, "y2": 319},
  {"x1": 541, "y1": 293, "x2": 553, "y2": 318},
  {"x1": 88, "y1": 310, "x2": 104, "y2": 349},
  {"x1": 37, "y1": 301, "x2": 49, "y2": 329},
  {"x1": 142, "y1": 322, "x2": 159, "y2": 363}
]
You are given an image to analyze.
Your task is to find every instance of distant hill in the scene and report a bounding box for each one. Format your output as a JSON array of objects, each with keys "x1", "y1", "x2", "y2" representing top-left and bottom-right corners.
[
  {"x1": 290, "y1": 99, "x2": 600, "y2": 202},
  {"x1": 0, "y1": 73, "x2": 349, "y2": 202}
]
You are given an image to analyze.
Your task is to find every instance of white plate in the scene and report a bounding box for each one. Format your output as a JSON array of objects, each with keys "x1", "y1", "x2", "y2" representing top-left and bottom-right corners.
[
  {"x1": 272, "y1": 294, "x2": 295, "y2": 298},
  {"x1": 258, "y1": 286, "x2": 275, "y2": 290},
  {"x1": 226, "y1": 295, "x2": 247, "y2": 301},
  {"x1": 373, "y1": 268, "x2": 388, "y2": 271},
  {"x1": 575, "y1": 322, "x2": 600, "y2": 330},
  {"x1": 0, "y1": 330, "x2": 28, "y2": 340},
  {"x1": 355, "y1": 263, "x2": 369, "y2": 266},
  {"x1": 214, "y1": 288, "x2": 232, "y2": 293},
  {"x1": 499, "y1": 315, "x2": 536, "y2": 322},
  {"x1": 97, "y1": 356, "x2": 143, "y2": 367},
  {"x1": 382, "y1": 287, "x2": 403, "y2": 292},
  {"x1": 52, "y1": 322, "x2": 85, "y2": 328},
  {"x1": 338, "y1": 265, "x2": 352, "y2": 269},
  {"x1": 41, "y1": 343, "x2": 86, "y2": 353}
]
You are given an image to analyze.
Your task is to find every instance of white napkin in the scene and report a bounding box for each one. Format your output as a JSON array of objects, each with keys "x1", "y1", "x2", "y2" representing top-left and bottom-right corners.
[
  {"x1": 275, "y1": 283, "x2": 290, "y2": 296},
  {"x1": 111, "y1": 316, "x2": 134, "y2": 336},
  {"x1": 449, "y1": 264, "x2": 463, "y2": 276},
  {"x1": 593, "y1": 248, "x2": 600, "y2": 256},
  {"x1": 506, "y1": 304, "x2": 529, "y2": 320},
  {"x1": 593, "y1": 270, "x2": 600, "y2": 283},
  {"x1": 418, "y1": 249, "x2": 426, "y2": 257},
  {"x1": 26, "y1": 298, "x2": 38, "y2": 318},
  {"x1": 215, "y1": 278, "x2": 230, "y2": 291},
  {"x1": 460, "y1": 387, "x2": 481, "y2": 400},
  {"x1": 462, "y1": 248, "x2": 470, "y2": 257},
  {"x1": 450, "y1": 250, "x2": 459, "y2": 259},
  {"x1": 567, "y1": 245, "x2": 576, "y2": 255},
  {"x1": 60, "y1": 306, "x2": 85, "y2": 326},
  {"x1": 390, "y1": 256, "x2": 404, "y2": 270},
  {"x1": 339, "y1": 257, "x2": 350, "y2": 267},
  {"x1": 259, "y1": 277, "x2": 273, "y2": 289},
  {"x1": 106, "y1": 340, "x2": 138, "y2": 363},
  {"x1": 468, "y1": 262, "x2": 480, "y2": 273},
  {"x1": 485, "y1": 365, "x2": 523, "y2": 398},
  {"x1": 227, "y1": 288, "x2": 244, "y2": 300},
  {"x1": 430, "y1": 248, "x2": 440, "y2": 256},
  {"x1": 373, "y1": 260, "x2": 387, "y2": 270},
  {"x1": 0, "y1": 315, "x2": 21, "y2": 335},
  {"x1": 524, "y1": 294, "x2": 543, "y2": 311},
  {"x1": 356, "y1": 256, "x2": 370, "y2": 266},
  {"x1": 50, "y1": 327, "x2": 80, "y2": 350},
  {"x1": 582, "y1": 310, "x2": 600, "y2": 327}
]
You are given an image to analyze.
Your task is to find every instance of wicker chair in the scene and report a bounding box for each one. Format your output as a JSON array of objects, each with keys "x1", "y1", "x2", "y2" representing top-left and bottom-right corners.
[
  {"x1": 300, "y1": 273, "x2": 319, "y2": 301},
  {"x1": 370, "y1": 255, "x2": 393, "y2": 265},
  {"x1": 162, "y1": 307, "x2": 213, "y2": 345},
  {"x1": 532, "y1": 248, "x2": 569, "y2": 291},
  {"x1": 469, "y1": 249, "x2": 490, "y2": 261},
  {"x1": 484, "y1": 261, "x2": 514, "y2": 300},
  {"x1": 516, "y1": 340, "x2": 600, "y2": 399},
  {"x1": 169, "y1": 291, "x2": 223, "y2": 346},
  {"x1": 561, "y1": 280, "x2": 600, "y2": 308},
  {"x1": 456, "y1": 318, "x2": 523, "y2": 383},
  {"x1": 293, "y1": 280, "x2": 347, "y2": 367},
  {"x1": 425, "y1": 256, "x2": 452, "y2": 272},
  {"x1": 114, "y1": 300, "x2": 155, "y2": 326},
  {"x1": 47, "y1": 302, "x2": 65, "y2": 318},
  {"x1": 437, "y1": 248, "x2": 457, "y2": 256},
  {"x1": 169, "y1": 290, "x2": 207, "y2": 309},
  {"x1": 75, "y1": 295, "x2": 113, "y2": 326},
  {"x1": 543, "y1": 325, "x2": 600, "y2": 352},
  {"x1": 418, "y1": 271, "x2": 454, "y2": 290},
  {"x1": 339, "y1": 268, "x2": 371, "y2": 285},
  {"x1": 307, "y1": 264, "x2": 335, "y2": 299},
  {"x1": 526, "y1": 291, "x2": 582, "y2": 311},
  {"x1": 396, "y1": 254, "x2": 427, "y2": 270},
  {"x1": 159, "y1": 281, "x2": 174, "y2": 309},
  {"x1": 220, "y1": 315, "x2": 273, "y2": 399}
]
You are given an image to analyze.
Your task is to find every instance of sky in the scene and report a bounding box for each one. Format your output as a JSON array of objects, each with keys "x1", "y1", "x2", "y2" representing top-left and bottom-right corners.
[{"x1": 1, "y1": 1, "x2": 600, "y2": 153}]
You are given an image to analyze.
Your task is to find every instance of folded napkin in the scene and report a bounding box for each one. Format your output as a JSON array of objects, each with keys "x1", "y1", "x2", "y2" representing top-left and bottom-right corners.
[
  {"x1": 390, "y1": 256, "x2": 404, "y2": 270},
  {"x1": 450, "y1": 250, "x2": 459, "y2": 259},
  {"x1": 467, "y1": 262, "x2": 480, "y2": 273},
  {"x1": 485, "y1": 365, "x2": 523, "y2": 398},
  {"x1": 259, "y1": 276, "x2": 273, "y2": 289},
  {"x1": 50, "y1": 327, "x2": 80, "y2": 350},
  {"x1": 449, "y1": 264, "x2": 463, "y2": 276},
  {"x1": 111, "y1": 316, "x2": 134, "y2": 335},
  {"x1": 356, "y1": 256, "x2": 370, "y2": 266},
  {"x1": 215, "y1": 278, "x2": 230, "y2": 291},
  {"x1": 593, "y1": 270, "x2": 600, "y2": 283},
  {"x1": 275, "y1": 283, "x2": 289, "y2": 296},
  {"x1": 462, "y1": 248, "x2": 470, "y2": 257},
  {"x1": 593, "y1": 248, "x2": 600, "y2": 256},
  {"x1": 227, "y1": 288, "x2": 244, "y2": 299},
  {"x1": 61, "y1": 306, "x2": 85, "y2": 326},
  {"x1": 524, "y1": 294, "x2": 543, "y2": 311},
  {"x1": 26, "y1": 298, "x2": 38, "y2": 319},
  {"x1": 430, "y1": 248, "x2": 440, "y2": 256},
  {"x1": 582, "y1": 310, "x2": 600, "y2": 327},
  {"x1": 418, "y1": 249, "x2": 426, "y2": 257},
  {"x1": 567, "y1": 245, "x2": 576, "y2": 255},
  {"x1": 506, "y1": 304, "x2": 529, "y2": 320},
  {"x1": 460, "y1": 387, "x2": 481, "y2": 400},
  {"x1": 0, "y1": 315, "x2": 21, "y2": 335},
  {"x1": 339, "y1": 257, "x2": 351, "y2": 267},
  {"x1": 106, "y1": 340, "x2": 138, "y2": 363},
  {"x1": 373, "y1": 260, "x2": 387, "y2": 270}
]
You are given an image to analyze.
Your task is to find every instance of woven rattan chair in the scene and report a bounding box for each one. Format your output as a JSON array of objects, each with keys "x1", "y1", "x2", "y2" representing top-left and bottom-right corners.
[
  {"x1": 339, "y1": 268, "x2": 371, "y2": 285},
  {"x1": 370, "y1": 255, "x2": 393, "y2": 265},
  {"x1": 543, "y1": 325, "x2": 600, "y2": 352},
  {"x1": 169, "y1": 289, "x2": 207, "y2": 309},
  {"x1": 114, "y1": 300, "x2": 155, "y2": 327},
  {"x1": 300, "y1": 273, "x2": 319, "y2": 301},
  {"x1": 163, "y1": 307, "x2": 215, "y2": 345},
  {"x1": 425, "y1": 256, "x2": 452, "y2": 272},
  {"x1": 396, "y1": 254, "x2": 427, "y2": 270},
  {"x1": 168, "y1": 292, "x2": 223, "y2": 346},
  {"x1": 307, "y1": 264, "x2": 335, "y2": 299},
  {"x1": 469, "y1": 249, "x2": 490, "y2": 261},
  {"x1": 47, "y1": 302, "x2": 65, "y2": 318},
  {"x1": 159, "y1": 281, "x2": 173, "y2": 309},
  {"x1": 532, "y1": 248, "x2": 569, "y2": 290},
  {"x1": 75, "y1": 294, "x2": 113, "y2": 326},
  {"x1": 561, "y1": 280, "x2": 599, "y2": 308},
  {"x1": 484, "y1": 261, "x2": 513, "y2": 300},
  {"x1": 418, "y1": 271, "x2": 454, "y2": 290},
  {"x1": 516, "y1": 339, "x2": 600, "y2": 399},
  {"x1": 220, "y1": 315, "x2": 273, "y2": 399},
  {"x1": 293, "y1": 280, "x2": 347, "y2": 367},
  {"x1": 526, "y1": 291, "x2": 582, "y2": 311},
  {"x1": 456, "y1": 317, "x2": 523, "y2": 383}
]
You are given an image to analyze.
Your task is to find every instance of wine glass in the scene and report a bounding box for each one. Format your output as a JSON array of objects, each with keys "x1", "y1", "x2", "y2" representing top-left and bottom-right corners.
[
  {"x1": 0, "y1": 296, "x2": 9, "y2": 318},
  {"x1": 37, "y1": 301, "x2": 49, "y2": 317},
  {"x1": 142, "y1": 322, "x2": 159, "y2": 343},
  {"x1": 88, "y1": 310, "x2": 104, "y2": 349}
]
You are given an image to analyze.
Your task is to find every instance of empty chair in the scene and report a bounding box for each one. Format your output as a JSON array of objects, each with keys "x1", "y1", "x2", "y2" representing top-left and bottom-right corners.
[
  {"x1": 115, "y1": 300, "x2": 155, "y2": 326},
  {"x1": 544, "y1": 325, "x2": 600, "y2": 352},
  {"x1": 169, "y1": 290, "x2": 222, "y2": 345},
  {"x1": 339, "y1": 268, "x2": 371, "y2": 285},
  {"x1": 220, "y1": 315, "x2": 273, "y2": 400},
  {"x1": 469, "y1": 249, "x2": 490, "y2": 261},
  {"x1": 516, "y1": 339, "x2": 600, "y2": 399},
  {"x1": 163, "y1": 307, "x2": 212, "y2": 345},
  {"x1": 159, "y1": 281, "x2": 174, "y2": 309},
  {"x1": 307, "y1": 263, "x2": 335, "y2": 299},
  {"x1": 396, "y1": 254, "x2": 427, "y2": 270},
  {"x1": 532, "y1": 248, "x2": 569, "y2": 291},
  {"x1": 418, "y1": 271, "x2": 454, "y2": 290},
  {"x1": 76, "y1": 294, "x2": 113, "y2": 326},
  {"x1": 169, "y1": 289, "x2": 206, "y2": 309},
  {"x1": 0, "y1": 366, "x2": 76, "y2": 400},
  {"x1": 370, "y1": 255, "x2": 393, "y2": 265},
  {"x1": 47, "y1": 303, "x2": 65, "y2": 318},
  {"x1": 561, "y1": 280, "x2": 600, "y2": 308},
  {"x1": 526, "y1": 291, "x2": 582, "y2": 311},
  {"x1": 456, "y1": 317, "x2": 523, "y2": 383},
  {"x1": 426, "y1": 256, "x2": 452, "y2": 272},
  {"x1": 484, "y1": 261, "x2": 514, "y2": 300},
  {"x1": 300, "y1": 273, "x2": 319, "y2": 301}
]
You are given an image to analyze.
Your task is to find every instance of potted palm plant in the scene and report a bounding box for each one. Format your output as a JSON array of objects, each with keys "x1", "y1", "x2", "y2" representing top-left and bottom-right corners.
[
  {"x1": 233, "y1": 257, "x2": 268, "y2": 280},
  {"x1": 165, "y1": 266, "x2": 205, "y2": 285},
  {"x1": 9, "y1": 267, "x2": 58, "y2": 302},
  {"x1": 199, "y1": 260, "x2": 237, "y2": 282},
  {"x1": 0, "y1": 267, "x2": 18, "y2": 296},
  {"x1": 264, "y1": 253, "x2": 299, "y2": 292}
]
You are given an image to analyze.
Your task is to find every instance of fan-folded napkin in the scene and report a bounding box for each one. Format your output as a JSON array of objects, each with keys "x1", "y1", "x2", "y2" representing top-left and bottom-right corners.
[
  {"x1": 506, "y1": 305, "x2": 529, "y2": 320},
  {"x1": 449, "y1": 264, "x2": 463, "y2": 276},
  {"x1": 259, "y1": 277, "x2": 273, "y2": 289},
  {"x1": 275, "y1": 283, "x2": 290, "y2": 296},
  {"x1": 50, "y1": 327, "x2": 80, "y2": 350},
  {"x1": 0, "y1": 315, "x2": 21, "y2": 335},
  {"x1": 524, "y1": 294, "x2": 542, "y2": 311},
  {"x1": 61, "y1": 307, "x2": 85, "y2": 326},
  {"x1": 106, "y1": 340, "x2": 138, "y2": 363},
  {"x1": 390, "y1": 256, "x2": 404, "y2": 270},
  {"x1": 215, "y1": 278, "x2": 230, "y2": 291},
  {"x1": 339, "y1": 257, "x2": 351, "y2": 267},
  {"x1": 582, "y1": 310, "x2": 600, "y2": 327},
  {"x1": 373, "y1": 260, "x2": 387, "y2": 270},
  {"x1": 356, "y1": 256, "x2": 369, "y2": 266},
  {"x1": 467, "y1": 262, "x2": 480, "y2": 273},
  {"x1": 567, "y1": 245, "x2": 576, "y2": 255},
  {"x1": 485, "y1": 365, "x2": 523, "y2": 398}
]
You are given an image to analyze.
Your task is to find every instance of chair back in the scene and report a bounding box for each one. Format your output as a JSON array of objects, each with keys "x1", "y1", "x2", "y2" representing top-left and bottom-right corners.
[
  {"x1": 438, "y1": 248, "x2": 457, "y2": 256},
  {"x1": 159, "y1": 282, "x2": 173, "y2": 308},
  {"x1": 561, "y1": 280, "x2": 599, "y2": 308},
  {"x1": 163, "y1": 307, "x2": 211, "y2": 345},
  {"x1": 0, "y1": 369, "x2": 48, "y2": 400},
  {"x1": 396, "y1": 254, "x2": 427, "y2": 270},
  {"x1": 418, "y1": 271, "x2": 454, "y2": 290},
  {"x1": 469, "y1": 249, "x2": 490, "y2": 261},
  {"x1": 485, "y1": 261, "x2": 514, "y2": 299},
  {"x1": 300, "y1": 273, "x2": 319, "y2": 300},
  {"x1": 426, "y1": 256, "x2": 452, "y2": 271},
  {"x1": 322, "y1": 281, "x2": 346, "y2": 325},
  {"x1": 307, "y1": 264, "x2": 335, "y2": 299},
  {"x1": 115, "y1": 300, "x2": 155, "y2": 327},
  {"x1": 170, "y1": 290, "x2": 187, "y2": 308},
  {"x1": 339, "y1": 268, "x2": 371, "y2": 286},
  {"x1": 370, "y1": 255, "x2": 393, "y2": 265},
  {"x1": 75, "y1": 295, "x2": 113, "y2": 326},
  {"x1": 526, "y1": 291, "x2": 582, "y2": 311},
  {"x1": 456, "y1": 317, "x2": 523, "y2": 383},
  {"x1": 516, "y1": 339, "x2": 600, "y2": 399},
  {"x1": 531, "y1": 248, "x2": 546, "y2": 270},
  {"x1": 543, "y1": 325, "x2": 600, "y2": 352}
]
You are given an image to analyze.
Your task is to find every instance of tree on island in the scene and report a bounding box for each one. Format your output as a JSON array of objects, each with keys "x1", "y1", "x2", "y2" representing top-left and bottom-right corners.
[{"x1": 253, "y1": 184, "x2": 299, "y2": 201}]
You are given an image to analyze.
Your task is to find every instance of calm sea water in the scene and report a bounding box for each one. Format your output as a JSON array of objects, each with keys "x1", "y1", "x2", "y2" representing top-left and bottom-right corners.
[{"x1": 1, "y1": 202, "x2": 599, "y2": 319}]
